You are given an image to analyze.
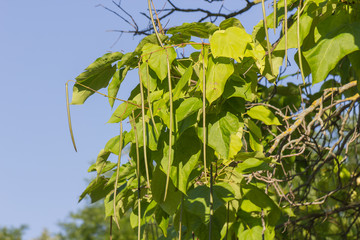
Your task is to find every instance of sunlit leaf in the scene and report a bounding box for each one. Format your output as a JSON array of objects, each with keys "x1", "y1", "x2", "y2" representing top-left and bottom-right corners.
[
  {"x1": 247, "y1": 105, "x2": 281, "y2": 125},
  {"x1": 210, "y1": 27, "x2": 252, "y2": 61}
]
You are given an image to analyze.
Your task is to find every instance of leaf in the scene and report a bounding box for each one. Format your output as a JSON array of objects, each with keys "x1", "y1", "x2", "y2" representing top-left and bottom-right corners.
[
  {"x1": 219, "y1": 18, "x2": 244, "y2": 30},
  {"x1": 155, "y1": 206, "x2": 170, "y2": 237},
  {"x1": 175, "y1": 97, "x2": 202, "y2": 122},
  {"x1": 142, "y1": 43, "x2": 177, "y2": 81},
  {"x1": 238, "y1": 226, "x2": 263, "y2": 240},
  {"x1": 79, "y1": 176, "x2": 113, "y2": 203},
  {"x1": 94, "y1": 149, "x2": 110, "y2": 177},
  {"x1": 108, "y1": 93, "x2": 141, "y2": 123},
  {"x1": 274, "y1": 3, "x2": 316, "y2": 51},
  {"x1": 151, "y1": 167, "x2": 182, "y2": 215},
  {"x1": 236, "y1": 158, "x2": 271, "y2": 173},
  {"x1": 108, "y1": 66, "x2": 130, "y2": 108},
  {"x1": 247, "y1": 105, "x2": 281, "y2": 125},
  {"x1": 134, "y1": 33, "x2": 168, "y2": 54},
  {"x1": 167, "y1": 22, "x2": 218, "y2": 39},
  {"x1": 184, "y1": 184, "x2": 234, "y2": 223},
  {"x1": 303, "y1": 12, "x2": 360, "y2": 84},
  {"x1": 104, "y1": 131, "x2": 133, "y2": 155},
  {"x1": 210, "y1": 27, "x2": 252, "y2": 61},
  {"x1": 139, "y1": 62, "x2": 157, "y2": 91},
  {"x1": 171, "y1": 128, "x2": 202, "y2": 193},
  {"x1": 348, "y1": 51, "x2": 360, "y2": 92},
  {"x1": 173, "y1": 63, "x2": 193, "y2": 100},
  {"x1": 71, "y1": 52, "x2": 123, "y2": 105},
  {"x1": 205, "y1": 56, "x2": 234, "y2": 104},
  {"x1": 223, "y1": 75, "x2": 257, "y2": 101},
  {"x1": 247, "y1": 119, "x2": 263, "y2": 152},
  {"x1": 204, "y1": 112, "x2": 243, "y2": 159}
]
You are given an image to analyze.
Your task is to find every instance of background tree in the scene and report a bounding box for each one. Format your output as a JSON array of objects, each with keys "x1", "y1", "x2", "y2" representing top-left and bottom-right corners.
[
  {"x1": 0, "y1": 225, "x2": 27, "y2": 240},
  {"x1": 67, "y1": 0, "x2": 360, "y2": 239}
]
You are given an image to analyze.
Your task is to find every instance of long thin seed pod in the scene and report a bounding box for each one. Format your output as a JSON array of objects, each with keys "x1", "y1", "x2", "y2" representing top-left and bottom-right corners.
[
  {"x1": 146, "y1": 63, "x2": 159, "y2": 137},
  {"x1": 138, "y1": 62, "x2": 151, "y2": 188},
  {"x1": 131, "y1": 112, "x2": 141, "y2": 240},
  {"x1": 67, "y1": 80, "x2": 141, "y2": 108},
  {"x1": 297, "y1": 1, "x2": 306, "y2": 85},
  {"x1": 284, "y1": 0, "x2": 288, "y2": 67},
  {"x1": 261, "y1": 0, "x2": 274, "y2": 75},
  {"x1": 110, "y1": 217, "x2": 113, "y2": 240},
  {"x1": 148, "y1": 0, "x2": 164, "y2": 47},
  {"x1": 273, "y1": 0, "x2": 277, "y2": 34},
  {"x1": 150, "y1": 0, "x2": 164, "y2": 34},
  {"x1": 179, "y1": 194, "x2": 183, "y2": 240},
  {"x1": 113, "y1": 121, "x2": 123, "y2": 229},
  {"x1": 163, "y1": 50, "x2": 174, "y2": 202},
  {"x1": 65, "y1": 82, "x2": 77, "y2": 152},
  {"x1": 202, "y1": 45, "x2": 207, "y2": 183},
  {"x1": 209, "y1": 163, "x2": 214, "y2": 240}
]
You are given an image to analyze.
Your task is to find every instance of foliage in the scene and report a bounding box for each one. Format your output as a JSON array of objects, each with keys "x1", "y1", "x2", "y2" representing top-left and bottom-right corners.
[
  {"x1": 68, "y1": 0, "x2": 360, "y2": 239},
  {"x1": 0, "y1": 225, "x2": 27, "y2": 240},
  {"x1": 56, "y1": 202, "x2": 137, "y2": 240}
]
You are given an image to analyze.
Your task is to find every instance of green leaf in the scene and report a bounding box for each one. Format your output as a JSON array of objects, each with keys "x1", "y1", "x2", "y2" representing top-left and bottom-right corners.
[
  {"x1": 247, "y1": 105, "x2": 281, "y2": 125},
  {"x1": 104, "y1": 131, "x2": 133, "y2": 155},
  {"x1": 219, "y1": 18, "x2": 244, "y2": 30},
  {"x1": 108, "y1": 66, "x2": 130, "y2": 108},
  {"x1": 108, "y1": 93, "x2": 141, "y2": 123},
  {"x1": 238, "y1": 226, "x2": 263, "y2": 240},
  {"x1": 173, "y1": 63, "x2": 193, "y2": 100},
  {"x1": 204, "y1": 112, "x2": 243, "y2": 159},
  {"x1": 71, "y1": 52, "x2": 123, "y2": 105},
  {"x1": 223, "y1": 75, "x2": 257, "y2": 101},
  {"x1": 274, "y1": 3, "x2": 316, "y2": 51},
  {"x1": 167, "y1": 22, "x2": 218, "y2": 39},
  {"x1": 247, "y1": 119, "x2": 263, "y2": 152},
  {"x1": 236, "y1": 158, "x2": 271, "y2": 173},
  {"x1": 134, "y1": 34, "x2": 168, "y2": 54},
  {"x1": 155, "y1": 206, "x2": 170, "y2": 237},
  {"x1": 184, "y1": 184, "x2": 234, "y2": 223},
  {"x1": 139, "y1": 62, "x2": 157, "y2": 91},
  {"x1": 94, "y1": 149, "x2": 110, "y2": 177},
  {"x1": 151, "y1": 167, "x2": 182, "y2": 215},
  {"x1": 348, "y1": 51, "x2": 360, "y2": 92},
  {"x1": 79, "y1": 176, "x2": 113, "y2": 203},
  {"x1": 205, "y1": 56, "x2": 234, "y2": 104},
  {"x1": 303, "y1": 11, "x2": 360, "y2": 84},
  {"x1": 175, "y1": 97, "x2": 202, "y2": 123},
  {"x1": 171, "y1": 128, "x2": 201, "y2": 193},
  {"x1": 142, "y1": 43, "x2": 177, "y2": 81},
  {"x1": 210, "y1": 27, "x2": 252, "y2": 61}
]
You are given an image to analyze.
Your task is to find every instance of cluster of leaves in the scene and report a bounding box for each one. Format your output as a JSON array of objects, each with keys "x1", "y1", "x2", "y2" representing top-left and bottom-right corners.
[{"x1": 69, "y1": 0, "x2": 360, "y2": 239}]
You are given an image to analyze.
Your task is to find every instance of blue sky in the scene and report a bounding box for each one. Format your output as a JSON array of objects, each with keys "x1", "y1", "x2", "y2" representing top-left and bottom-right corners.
[{"x1": 0, "y1": 1, "x2": 264, "y2": 239}]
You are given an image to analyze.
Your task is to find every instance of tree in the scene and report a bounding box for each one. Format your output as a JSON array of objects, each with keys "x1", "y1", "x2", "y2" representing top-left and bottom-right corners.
[
  {"x1": 32, "y1": 229, "x2": 59, "y2": 240},
  {"x1": 67, "y1": 0, "x2": 360, "y2": 239},
  {"x1": 0, "y1": 225, "x2": 27, "y2": 240},
  {"x1": 56, "y1": 202, "x2": 137, "y2": 240}
]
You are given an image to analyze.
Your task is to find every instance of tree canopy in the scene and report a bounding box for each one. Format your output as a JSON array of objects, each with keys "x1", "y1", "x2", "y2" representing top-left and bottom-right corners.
[{"x1": 67, "y1": 0, "x2": 360, "y2": 239}]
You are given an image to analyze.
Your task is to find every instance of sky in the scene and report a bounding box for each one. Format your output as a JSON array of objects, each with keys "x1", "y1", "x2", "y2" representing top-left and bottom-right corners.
[{"x1": 0, "y1": 1, "x2": 264, "y2": 239}]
